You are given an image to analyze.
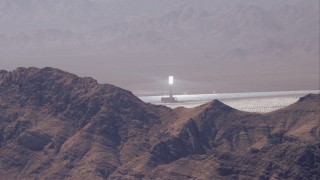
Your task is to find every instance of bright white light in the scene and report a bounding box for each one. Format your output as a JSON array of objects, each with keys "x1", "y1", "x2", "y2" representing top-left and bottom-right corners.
[{"x1": 169, "y1": 76, "x2": 174, "y2": 85}]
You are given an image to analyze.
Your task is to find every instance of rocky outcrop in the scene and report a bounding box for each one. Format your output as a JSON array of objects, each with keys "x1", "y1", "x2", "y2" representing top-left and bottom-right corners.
[{"x1": 0, "y1": 67, "x2": 319, "y2": 179}]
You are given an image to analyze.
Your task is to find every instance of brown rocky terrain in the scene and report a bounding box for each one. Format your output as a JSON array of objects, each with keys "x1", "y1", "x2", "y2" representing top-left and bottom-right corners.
[{"x1": 0, "y1": 67, "x2": 319, "y2": 180}]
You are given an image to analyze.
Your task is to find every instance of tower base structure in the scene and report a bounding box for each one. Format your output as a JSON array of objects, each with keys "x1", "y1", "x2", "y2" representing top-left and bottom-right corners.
[{"x1": 161, "y1": 97, "x2": 178, "y2": 103}]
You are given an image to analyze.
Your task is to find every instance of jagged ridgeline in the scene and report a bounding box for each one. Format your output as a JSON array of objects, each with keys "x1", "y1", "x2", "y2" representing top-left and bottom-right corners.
[{"x1": 0, "y1": 67, "x2": 319, "y2": 179}]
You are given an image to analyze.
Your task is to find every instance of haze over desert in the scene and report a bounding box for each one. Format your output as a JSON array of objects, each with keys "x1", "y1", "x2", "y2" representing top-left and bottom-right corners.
[{"x1": 0, "y1": 0, "x2": 319, "y2": 179}]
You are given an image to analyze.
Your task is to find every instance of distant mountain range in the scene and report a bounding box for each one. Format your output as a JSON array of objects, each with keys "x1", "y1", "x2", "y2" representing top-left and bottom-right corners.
[
  {"x1": 0, "y1": 0, "x2": 319, "y2": 92},
  {"x1": 1, "y1": 0, "x2": 318, "y2": 54},
  {"x1": 0, "y1": 67, "x2": 319, "y2": 179}
]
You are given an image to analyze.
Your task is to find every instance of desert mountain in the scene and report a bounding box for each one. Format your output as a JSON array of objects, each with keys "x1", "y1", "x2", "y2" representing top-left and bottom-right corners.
[
  {"x1": 1, "y1": 0, "x2": 318, "y2": 56},
  {"x1": 0, "y1": 67, "x2": 319, "y2": 179}
]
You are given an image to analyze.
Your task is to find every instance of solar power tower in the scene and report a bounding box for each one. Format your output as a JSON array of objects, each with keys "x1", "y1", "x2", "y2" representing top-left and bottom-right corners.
[{"x1": 161, "y1": 76, "x2": 178, "y2": 103}]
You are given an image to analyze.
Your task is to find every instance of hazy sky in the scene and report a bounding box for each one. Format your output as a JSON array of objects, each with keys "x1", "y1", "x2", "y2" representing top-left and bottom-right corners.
[{"x1": 0, "y1": 0, "x2": 319, "y2": 94}]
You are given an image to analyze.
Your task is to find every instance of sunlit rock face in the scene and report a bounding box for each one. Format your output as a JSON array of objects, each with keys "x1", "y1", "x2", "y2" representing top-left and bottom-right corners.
[{"x1": 0, "y1": 67, "x2": 319, "y2": 179}]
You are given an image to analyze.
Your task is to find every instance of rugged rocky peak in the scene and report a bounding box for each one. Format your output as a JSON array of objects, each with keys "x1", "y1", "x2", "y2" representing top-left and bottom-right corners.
[
  {"x1": 194, "y1": 100, "x2": 241, "y2": 132},
  {"x1": 199, "y1": 99, "x2": 237, "y2": 117},
  {"x1": 0, "y1": 67, "x2": 149, "y2": 115},
  {"x1": 296, "y1": 93, "x2": 320, "y2": 108},
  {"x1": 0, "y1": 70, "x2": 8, "y2": 76},
  {"x1": 298, "y1": 93, "x2": 319, "y2": 102},
  {"x1": 208, "y1": 99, "x2": 232, "y2": 108},
  {"x1": 0, "y1": 67, "x2": 169, "y2": 179},
  {"x1": 0, "y1": 67, "x2": 319, "y2": 179},
  {"x1": 279, "y1": 93, "x2": 319, "y2": 112}
]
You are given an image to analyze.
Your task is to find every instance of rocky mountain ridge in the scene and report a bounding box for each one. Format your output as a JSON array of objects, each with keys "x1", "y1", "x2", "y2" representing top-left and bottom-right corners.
[{"x1": 0, "y1": 67, "x2": 319, "y2": 179}]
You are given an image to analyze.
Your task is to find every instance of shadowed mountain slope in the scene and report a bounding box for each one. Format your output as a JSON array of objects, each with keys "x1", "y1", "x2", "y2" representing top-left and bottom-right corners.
[{"x1": 0, "y1": 67, "x2": 319, "y2": 179}]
